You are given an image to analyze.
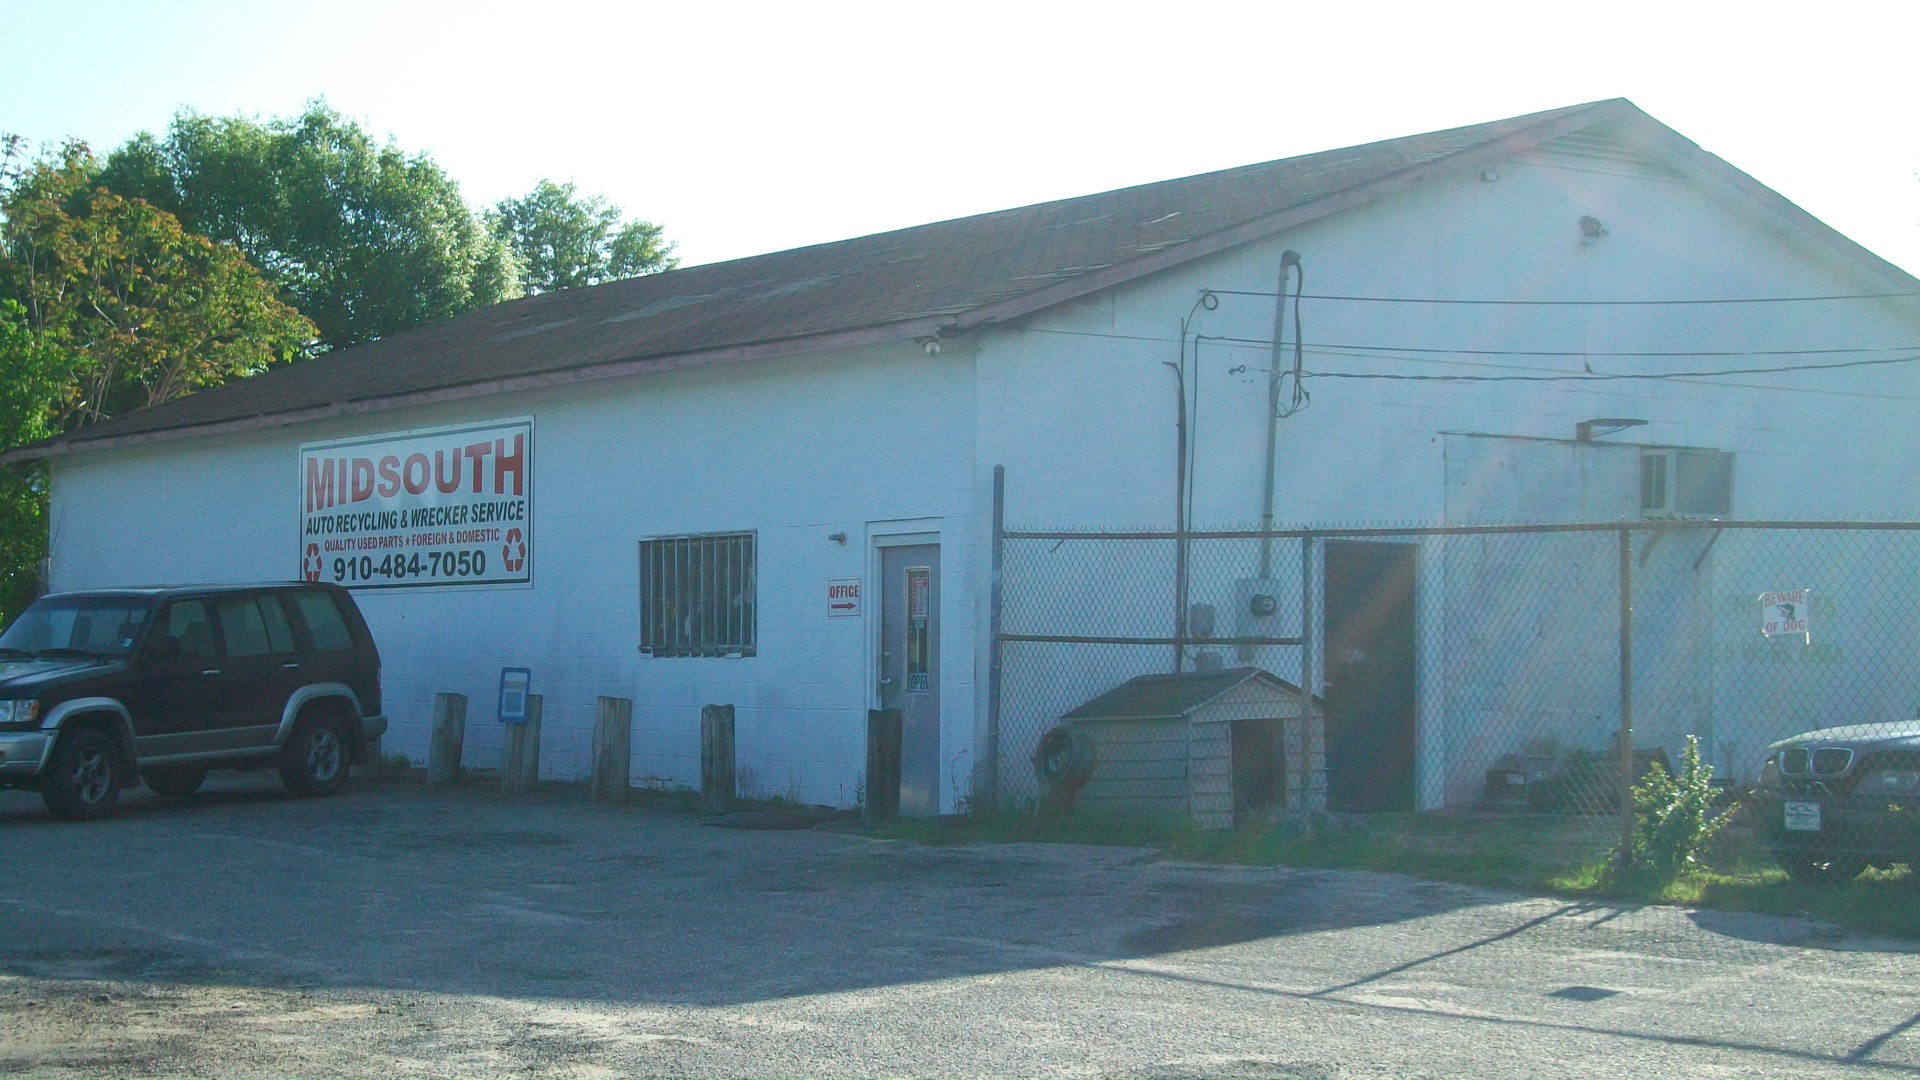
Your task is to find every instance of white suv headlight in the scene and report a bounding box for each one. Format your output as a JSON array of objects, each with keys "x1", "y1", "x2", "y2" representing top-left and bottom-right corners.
[{"x1": 0, "y1": 699, "x2": 39, "y2": 725}]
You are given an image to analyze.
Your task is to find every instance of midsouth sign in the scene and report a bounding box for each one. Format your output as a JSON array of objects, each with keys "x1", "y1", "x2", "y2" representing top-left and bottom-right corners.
[{"x1": 300, "y1": 418, "x2": 532, "y2": 589}]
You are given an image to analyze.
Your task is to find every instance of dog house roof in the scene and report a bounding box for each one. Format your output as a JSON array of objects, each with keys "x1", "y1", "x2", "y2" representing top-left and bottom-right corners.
[{"x1": 1060, "y1": 667, "x2": 1305, "y2": 723}]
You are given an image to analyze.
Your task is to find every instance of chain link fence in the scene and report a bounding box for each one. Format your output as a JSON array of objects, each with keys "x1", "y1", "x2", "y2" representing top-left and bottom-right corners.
[{"x1": 990, "y1": 519, "x2": 1920, "y2": 883}]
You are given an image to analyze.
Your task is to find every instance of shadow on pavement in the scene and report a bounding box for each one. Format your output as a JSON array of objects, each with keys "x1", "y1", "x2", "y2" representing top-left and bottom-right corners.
[{"x1": 3, "y1": 776, "x2": 1918, "y2": 1075}]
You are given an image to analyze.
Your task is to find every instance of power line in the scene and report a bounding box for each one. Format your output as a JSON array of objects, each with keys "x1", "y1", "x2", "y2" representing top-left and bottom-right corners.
[
  {"x1": 1005, "y1": 325, "x2": 1920, "y2": 401},
  {"x1": 1277, "y1": 341, "x2": 1920, "y2": 359},
  {"x1": 1013, "y1": 324, "x2": 1920, "y2": 360},
  {"x1": 1302, "y1": 352, "x2": 1920, "y2": 383},
  {"x1": 1202, "y1": 289, "x2": 1919, "y2": 307}
]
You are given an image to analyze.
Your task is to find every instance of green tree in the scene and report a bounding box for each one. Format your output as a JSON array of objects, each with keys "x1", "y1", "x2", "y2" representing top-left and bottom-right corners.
[
  {"x1": 0, "y1": 140, "x2": 314, "y2": 623},
  {"x1": 99, "y1": 102, "x2": 517, "y2": 350},
  {"x1": 0, "y1": 300, "x2": 54, "y2": 623},
  {"x1": 488, "y1": 178, "x2": 677, "y2": 294}
]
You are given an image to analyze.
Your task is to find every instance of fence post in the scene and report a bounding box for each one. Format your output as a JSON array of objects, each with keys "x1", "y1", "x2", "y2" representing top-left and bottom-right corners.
[
  {"x1": 591, "y1": 696, "x2": 632, "y2": 803},
  {"x1": 700, "y1": 703, "x2": 735, "y2": 815},
  {"x1": 1300, "y1": 533, "x2": 1322, "y2": 817},
  {"x1": 500, "y1": 693, "x2": 541, "y2": 795},
  {"x1": 1617, "y1": 528, "x2": 1635, "y2": 863},
  {"x1": 427, "y1": 692, "x2": 466, "y2": 785},
  {"x1": 983, "y1": 464, "x2": 1005, "y2": 811}
]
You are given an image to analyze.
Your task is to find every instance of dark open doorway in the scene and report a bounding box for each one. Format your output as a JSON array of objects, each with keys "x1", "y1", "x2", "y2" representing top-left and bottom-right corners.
[{"x1": 1322, "y1": 541, "x2": 1417, "y2": 813}]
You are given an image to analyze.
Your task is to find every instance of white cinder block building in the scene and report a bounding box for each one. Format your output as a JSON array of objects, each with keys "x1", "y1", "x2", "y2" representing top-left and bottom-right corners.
[{"x1": 15, "y1": 100, "x2": 1920, "y2": 814}]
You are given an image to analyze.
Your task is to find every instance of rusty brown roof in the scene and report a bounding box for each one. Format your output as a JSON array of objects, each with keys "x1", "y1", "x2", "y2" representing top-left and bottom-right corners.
[{"x1": 18, "y1": 100, "x2": 1644, "y2": 458}]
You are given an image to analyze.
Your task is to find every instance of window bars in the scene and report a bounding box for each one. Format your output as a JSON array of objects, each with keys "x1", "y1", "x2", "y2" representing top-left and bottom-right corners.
[{"x1": 639, "y1": 532, "x2": 757, "y2": 657}]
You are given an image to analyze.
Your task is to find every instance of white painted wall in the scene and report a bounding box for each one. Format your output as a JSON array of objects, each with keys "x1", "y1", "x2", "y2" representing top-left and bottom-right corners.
[{"x1": 51, "y1": 340, "x2": 981, "y2": 810}]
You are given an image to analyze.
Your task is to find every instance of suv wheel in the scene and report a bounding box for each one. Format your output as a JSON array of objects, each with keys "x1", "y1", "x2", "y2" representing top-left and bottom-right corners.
[
  {"x1": 1775, "y1": 851, "x2": 1868, "y2": 885},
  {"x1": 145, "y1": 765, "x2": 209, "y2": 797},
  {"x1": 279, "y1": 712, "x2": 349, "y2": 797},
  {"x1": 41, "y1": 726, "x2": 123, "y2": 821}
]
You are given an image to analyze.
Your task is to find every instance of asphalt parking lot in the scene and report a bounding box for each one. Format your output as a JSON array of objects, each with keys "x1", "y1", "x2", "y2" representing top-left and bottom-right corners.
[{"x1": 1, "y1": 774, "x2": 1917, "y2": 1078}]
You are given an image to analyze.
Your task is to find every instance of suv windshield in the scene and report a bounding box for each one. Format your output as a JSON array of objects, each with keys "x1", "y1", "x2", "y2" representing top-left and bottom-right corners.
[{"x1": 0, "y1": 595, "x2": 155, "y2": 658}]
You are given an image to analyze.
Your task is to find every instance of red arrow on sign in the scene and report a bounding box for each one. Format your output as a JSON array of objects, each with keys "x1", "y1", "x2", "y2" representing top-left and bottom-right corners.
[{"x1": 830, "y1": 602, "x2": 856, "y2": 611}]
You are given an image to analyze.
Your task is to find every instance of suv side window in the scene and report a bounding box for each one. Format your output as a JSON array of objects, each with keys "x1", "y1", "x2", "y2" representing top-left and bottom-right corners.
[
  {"x1": 164, "y1": 600, "x2": 218, "y2": 661},
  {"x1": 291, "y1": 592, "x2": 353, "y2": 653},
  {"x1": 258, "y1": 596, "x2": 296, "y2": 654},
  {"x1": 215, "y1": 595, "x2": 293, "y2": 657}
]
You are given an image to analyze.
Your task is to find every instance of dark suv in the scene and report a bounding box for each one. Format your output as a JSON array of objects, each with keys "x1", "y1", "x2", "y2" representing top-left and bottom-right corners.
[
  {"x1": 0, "y1": 583, "x2": 386, "y2": 820},
  {"x1": 1751, "y1": 721, "x2": 1920, "y2": 882}
]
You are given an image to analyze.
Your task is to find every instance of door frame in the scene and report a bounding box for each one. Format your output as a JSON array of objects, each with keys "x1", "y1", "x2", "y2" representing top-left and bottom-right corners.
[{"x1": 863, "y1": 519, "x2": 943, "y2": 713}]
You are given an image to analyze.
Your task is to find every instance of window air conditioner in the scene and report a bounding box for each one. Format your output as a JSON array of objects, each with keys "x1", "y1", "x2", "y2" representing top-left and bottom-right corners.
[{"x1": 1640, "y1": 448, "x2": 1733, "y2": 519}]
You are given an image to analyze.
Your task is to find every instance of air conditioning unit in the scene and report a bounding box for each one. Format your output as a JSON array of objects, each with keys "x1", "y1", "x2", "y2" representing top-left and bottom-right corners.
[{"x1": 1640, "y1": 448, "x2": 1733, "y2": 519}]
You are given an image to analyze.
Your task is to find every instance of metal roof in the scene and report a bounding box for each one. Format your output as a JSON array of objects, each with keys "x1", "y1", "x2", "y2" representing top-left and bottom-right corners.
[
  {"x1": 1061, "y1": 667, "x2": 1303, "y2": 722},
  {"x1": 16, "y1": 97, "x2": 1910, "y2": 463}
]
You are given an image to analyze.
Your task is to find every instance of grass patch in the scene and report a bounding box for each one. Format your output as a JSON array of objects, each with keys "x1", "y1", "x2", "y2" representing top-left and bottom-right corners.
[{"x1": 870, "y1": 810, "x2": 1920, "y2": 940}]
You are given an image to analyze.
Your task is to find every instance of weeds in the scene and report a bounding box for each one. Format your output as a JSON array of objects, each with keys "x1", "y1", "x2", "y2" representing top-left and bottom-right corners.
[
  {"x1": 872, "y1": 807, "x2": 1920, "y2": 940},
  {"x1": 1618, "y1": 735, "x2": 1734, "y2": 881}
]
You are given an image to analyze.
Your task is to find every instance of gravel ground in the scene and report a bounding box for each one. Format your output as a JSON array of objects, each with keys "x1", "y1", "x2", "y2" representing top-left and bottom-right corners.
[{"x1": 1, "y1": 773, "x2": 1916, "y2": 1078}]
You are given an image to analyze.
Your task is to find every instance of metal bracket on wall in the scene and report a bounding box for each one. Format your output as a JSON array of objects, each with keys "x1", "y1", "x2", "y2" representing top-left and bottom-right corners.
[
  {"x1": 1637, "y1": 527, "x2": 1665, "y2": 567},
  {"x1": 1691, "y1": 527, "x2": 1725, "y2": 572}
]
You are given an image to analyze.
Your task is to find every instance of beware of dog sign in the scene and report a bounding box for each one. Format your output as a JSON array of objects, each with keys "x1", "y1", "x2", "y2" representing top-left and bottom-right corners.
[{"x1": 1760, "y1": 589, "x2": 1811, "y2": 642}]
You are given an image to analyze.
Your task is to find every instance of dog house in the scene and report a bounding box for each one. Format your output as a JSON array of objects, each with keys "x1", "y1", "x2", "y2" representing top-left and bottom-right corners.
[{"x1": 1053, "y1": 667, "x2": 1325, "y2": 829}]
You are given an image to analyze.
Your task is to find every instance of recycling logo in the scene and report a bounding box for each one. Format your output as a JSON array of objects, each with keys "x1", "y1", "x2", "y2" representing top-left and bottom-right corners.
[
  {"x1": 302, "y1": 543, "x2": 323, "y2": 582},
  {"x1": 502, "y1": 528, "x2": 526, "y2": 574}
]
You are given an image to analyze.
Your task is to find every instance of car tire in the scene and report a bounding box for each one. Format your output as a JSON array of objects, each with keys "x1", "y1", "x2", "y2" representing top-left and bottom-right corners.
[
  {"x1": 144, "y1": 765, "x2": 209, "y2": 797},
  {"x1": 40, "y1": 726, "x2": 124, "y2": 821},
  {"x1": 279, "y1": 711, "x2": 349, "y2": 797},
  {"x1": 1775, "y1": 851, "x2": 1868, "y2": 885}
]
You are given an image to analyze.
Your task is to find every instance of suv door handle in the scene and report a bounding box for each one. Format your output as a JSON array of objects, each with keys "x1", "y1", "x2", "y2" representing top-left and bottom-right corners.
[
  {"x1": 282, "y1": 662, "x2": 300, "y2": 670},
  {"x1": 200, "y1": 668, "x2": 221, "y2": 676}
]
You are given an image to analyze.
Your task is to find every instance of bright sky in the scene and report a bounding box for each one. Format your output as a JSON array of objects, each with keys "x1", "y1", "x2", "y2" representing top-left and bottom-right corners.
[{"x1": 6, "y1": 1, "x2": 1917, "y2": 275}]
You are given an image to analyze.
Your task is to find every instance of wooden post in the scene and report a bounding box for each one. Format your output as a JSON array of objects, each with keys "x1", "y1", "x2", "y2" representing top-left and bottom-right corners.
[
  {"x1": 865, "y1": 708, "x2": 902, "y2": 824},
  {"x1": 590, "y1": 696, "x2": 632, "y2": 803},
  {"x1": 427, "y1": 692, "x2": 467, "y2": 785},
  {"x1": 501, "y1": 693, "x2": 542, "y2": 795},
  {"x1": 700, "y1": 704, "x2": 736, "y2": 815}
]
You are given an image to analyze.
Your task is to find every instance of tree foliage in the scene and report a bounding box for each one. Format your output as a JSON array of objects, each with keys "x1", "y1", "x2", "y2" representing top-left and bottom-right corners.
[
  {"x1": 0, "y1": 139, "x2": 314, "y2": 623},
  {"x1": 0, "y1": 300, "x2": 52, "y2": 623},
  {"x1": 99, "y1": 102, "x2": 518, "y2": 350},
  {"x1": 488, "y1": 178, "x2": 677, "y2": 294},
  {"x1": 6, "y1": 143, "x2": 316, "y2": 426}
]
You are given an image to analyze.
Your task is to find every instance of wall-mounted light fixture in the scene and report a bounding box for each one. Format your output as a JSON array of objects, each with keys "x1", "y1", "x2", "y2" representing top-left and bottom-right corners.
[
  {"x1": 1579, "y1": 215, "x2": 1610, "y2": 246},
  {"x1": 917, "y1": 337, "x2": 943, "y2": 356},
  {"x1": 828, "y1": 532, "x2": 847, "y2": 545}
]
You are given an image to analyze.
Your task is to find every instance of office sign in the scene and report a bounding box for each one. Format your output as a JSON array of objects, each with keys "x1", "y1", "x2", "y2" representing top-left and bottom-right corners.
[
  {"x1": 828, "y1": 577, "x2": 862, "y2": 618},
  {"x1": 301, "y1": 418, "x2": 532, "y2": 589}
]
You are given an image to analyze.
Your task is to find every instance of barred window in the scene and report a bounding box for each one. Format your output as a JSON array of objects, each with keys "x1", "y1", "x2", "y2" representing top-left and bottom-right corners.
[{"x1": 640, "y1": 532, "x2": 756, "y2": 657}]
